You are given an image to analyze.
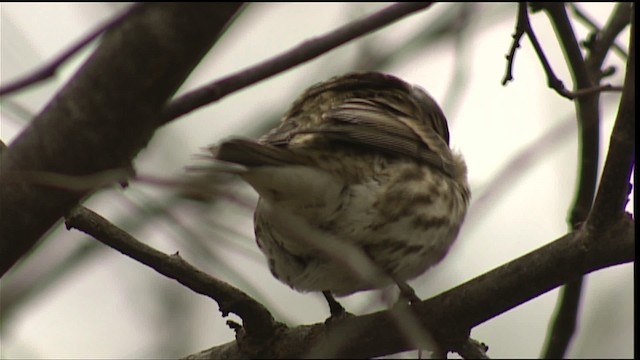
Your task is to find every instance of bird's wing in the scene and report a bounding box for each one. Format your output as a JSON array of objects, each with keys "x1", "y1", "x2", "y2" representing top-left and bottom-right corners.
[{"x1": 272, "y1": 98, "x2": 455, "y2": 176}]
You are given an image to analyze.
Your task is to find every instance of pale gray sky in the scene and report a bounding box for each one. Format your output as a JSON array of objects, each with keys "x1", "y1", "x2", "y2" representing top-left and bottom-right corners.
[{"x1": 0, "y1": 3, "x2": 633, "y2": 358}]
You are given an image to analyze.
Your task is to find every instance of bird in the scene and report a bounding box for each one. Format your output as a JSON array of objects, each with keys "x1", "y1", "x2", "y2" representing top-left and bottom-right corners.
[{"x1": 207, "y1": 71, "x2": 470, "y2": 317}]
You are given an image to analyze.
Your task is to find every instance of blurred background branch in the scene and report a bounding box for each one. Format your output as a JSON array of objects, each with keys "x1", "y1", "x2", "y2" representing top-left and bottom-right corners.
[{"x1": 0, "y1": 3, "x2": 633, "y2": 358}]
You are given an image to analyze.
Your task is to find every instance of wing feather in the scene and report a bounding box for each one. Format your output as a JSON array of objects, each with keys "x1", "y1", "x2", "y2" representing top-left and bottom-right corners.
[{"x1": 263, "y1": 97, "x2": 455, "y2": 176}]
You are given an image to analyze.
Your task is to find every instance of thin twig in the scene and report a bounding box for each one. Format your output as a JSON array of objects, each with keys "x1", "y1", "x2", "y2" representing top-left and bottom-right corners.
[
  {"x1": 543, "y1": 3, "x2": 596, "y2": 92},
  {"x1": 569, "y1": 3, "x2": 629, "y2": 60},
  {"x1": 158, "y1": 2, "x2": 433, "y2": 126},
  {"x1": 570, "y1": 83, "x2": 623, "y2": 97},
  {"x1": 116, "y1": 189, "x2": 296, "y2": 325},
  {"x1": 502, "y1": 3, "x2": 619, "y2": 100},
  {"x1": 542, "y1": 277, "x2": 584, "y2": 359},
  {"x1": 0, "y1": 4, "x2": 139, "y2": 97},
  {"x1": 584, "y1": 2, "x2": 632, "y2": 82},
  {"x1": 502, "y1": 3, "x2": 573, "y2": 98},
  {"x1": 501, "y1": 2, "x2": 526, "y2": 86},
  {"x1": 523, "y1": 5, "x2": 574, "y2": 98},
  {"x1": 65, "y1": 206, "x2": 280, "y2": 340}
]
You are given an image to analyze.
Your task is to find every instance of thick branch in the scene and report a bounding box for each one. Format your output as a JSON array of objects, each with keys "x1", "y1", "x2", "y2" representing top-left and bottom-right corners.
[
  {"x1": 0, "y1": 3, "x2": 243, "y2": 276},
  {"x1": 587, "y1": 8, "x2": 635, "y2": 233},
  {"x1": 184, "y1": 216, "x2": 634, "y2": 359}
]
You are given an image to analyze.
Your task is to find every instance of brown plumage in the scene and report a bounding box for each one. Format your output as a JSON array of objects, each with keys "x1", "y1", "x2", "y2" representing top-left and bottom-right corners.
[{"x1": 209, "y1": 72, "x2": 469, "y2": 316}]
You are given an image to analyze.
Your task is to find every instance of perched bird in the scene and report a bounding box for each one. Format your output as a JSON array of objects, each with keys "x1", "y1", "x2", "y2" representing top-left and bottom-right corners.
[{"x1": 208, "y1": 72, "x2": 469, "y2": 317}]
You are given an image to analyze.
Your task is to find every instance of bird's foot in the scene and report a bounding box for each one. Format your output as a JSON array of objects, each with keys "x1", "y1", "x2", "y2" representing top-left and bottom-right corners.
[
  {"x1": 322, "y1": 291, "x2": 354, "y2": 325},
  {"x1": 394, "y1": 278, "x2": 421, "y2": 305}
]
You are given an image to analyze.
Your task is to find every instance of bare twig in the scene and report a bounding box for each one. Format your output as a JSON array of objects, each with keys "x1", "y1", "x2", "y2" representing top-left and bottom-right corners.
[
  {"x1": 502, "y1": 2, "x2": 618, "y2": 100},
  {"x1": 543, "y1": 3, "x2": 596, "y2": 92},
  {"x1": 502, "y1": 3, "x2": 574, "y2": 98},
  {"x1": 501, "y1": 2, "x2": 526, "y2": 86},
  {"x1": 569, "y1": 3, "x2": 629, "y2": 60},
  {"x1": 116, "y1": 189, "x2": 296, "y2": 324},
  {"x1": 570, "y1": 83, "x2": 623, "y2": 96},
  {"x1": 158, "y1": 2, "x2": 433, "y2": 126},
  {"x1": 65, "y1": 206, "x2": 280, "y2": 340},
  {"x1": 502, "y1": 2, "x2": 571, "y2": 99},
  {"x1": 542, "y1": 277, "x2": 584, "y2": 359},
  {"x1": 0, "y1": 4, "x2": 138, "y2": 97},
  {"x1": 584, "y1": 2, "x2": 632, "y2": 83}
]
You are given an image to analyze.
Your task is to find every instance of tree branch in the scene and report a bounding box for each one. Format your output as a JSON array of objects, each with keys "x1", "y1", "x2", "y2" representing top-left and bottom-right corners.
[
  {"x1": 502, "y1": 3, "x2": 572, "y2": 98},
  {"x1": 538, "y1": 3, "x2": 599, "y2": 358},
  {"x1": 0, "y1": 5, "x2": 134, "y2": 97},
  {"x1": 539, "y1": 3, "x2": 633, "y2": 358},
  {"x1": 502, "y1": 3, "x2": 620, "y2": 99},
  {"x1": 65, "y1": 206, "x2": 279, "y2": 340},
  {"x1": 572, "y1": 3, "x2": 630, "y2": 64},
  {"x1": 0, "y1": 3, "x2": 243, "y2": 276},
  {"x1": 587, "y1": 6, "x2": 635, "y2": 233},
  {"x1": 501, "y1": 3, "x2": 527, "y2": 86},
  {"x1": 183, "y1": 216, "x2": 634, "y2": 359},
  {"x1": 158, "y1": 2, "x2": 433, "y2": 126}
]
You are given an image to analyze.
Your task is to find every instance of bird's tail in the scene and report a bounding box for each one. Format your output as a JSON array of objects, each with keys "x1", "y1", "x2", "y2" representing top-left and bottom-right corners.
[{"x1": 210, "y1": 138, "x2": 305, "y2": 167}]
